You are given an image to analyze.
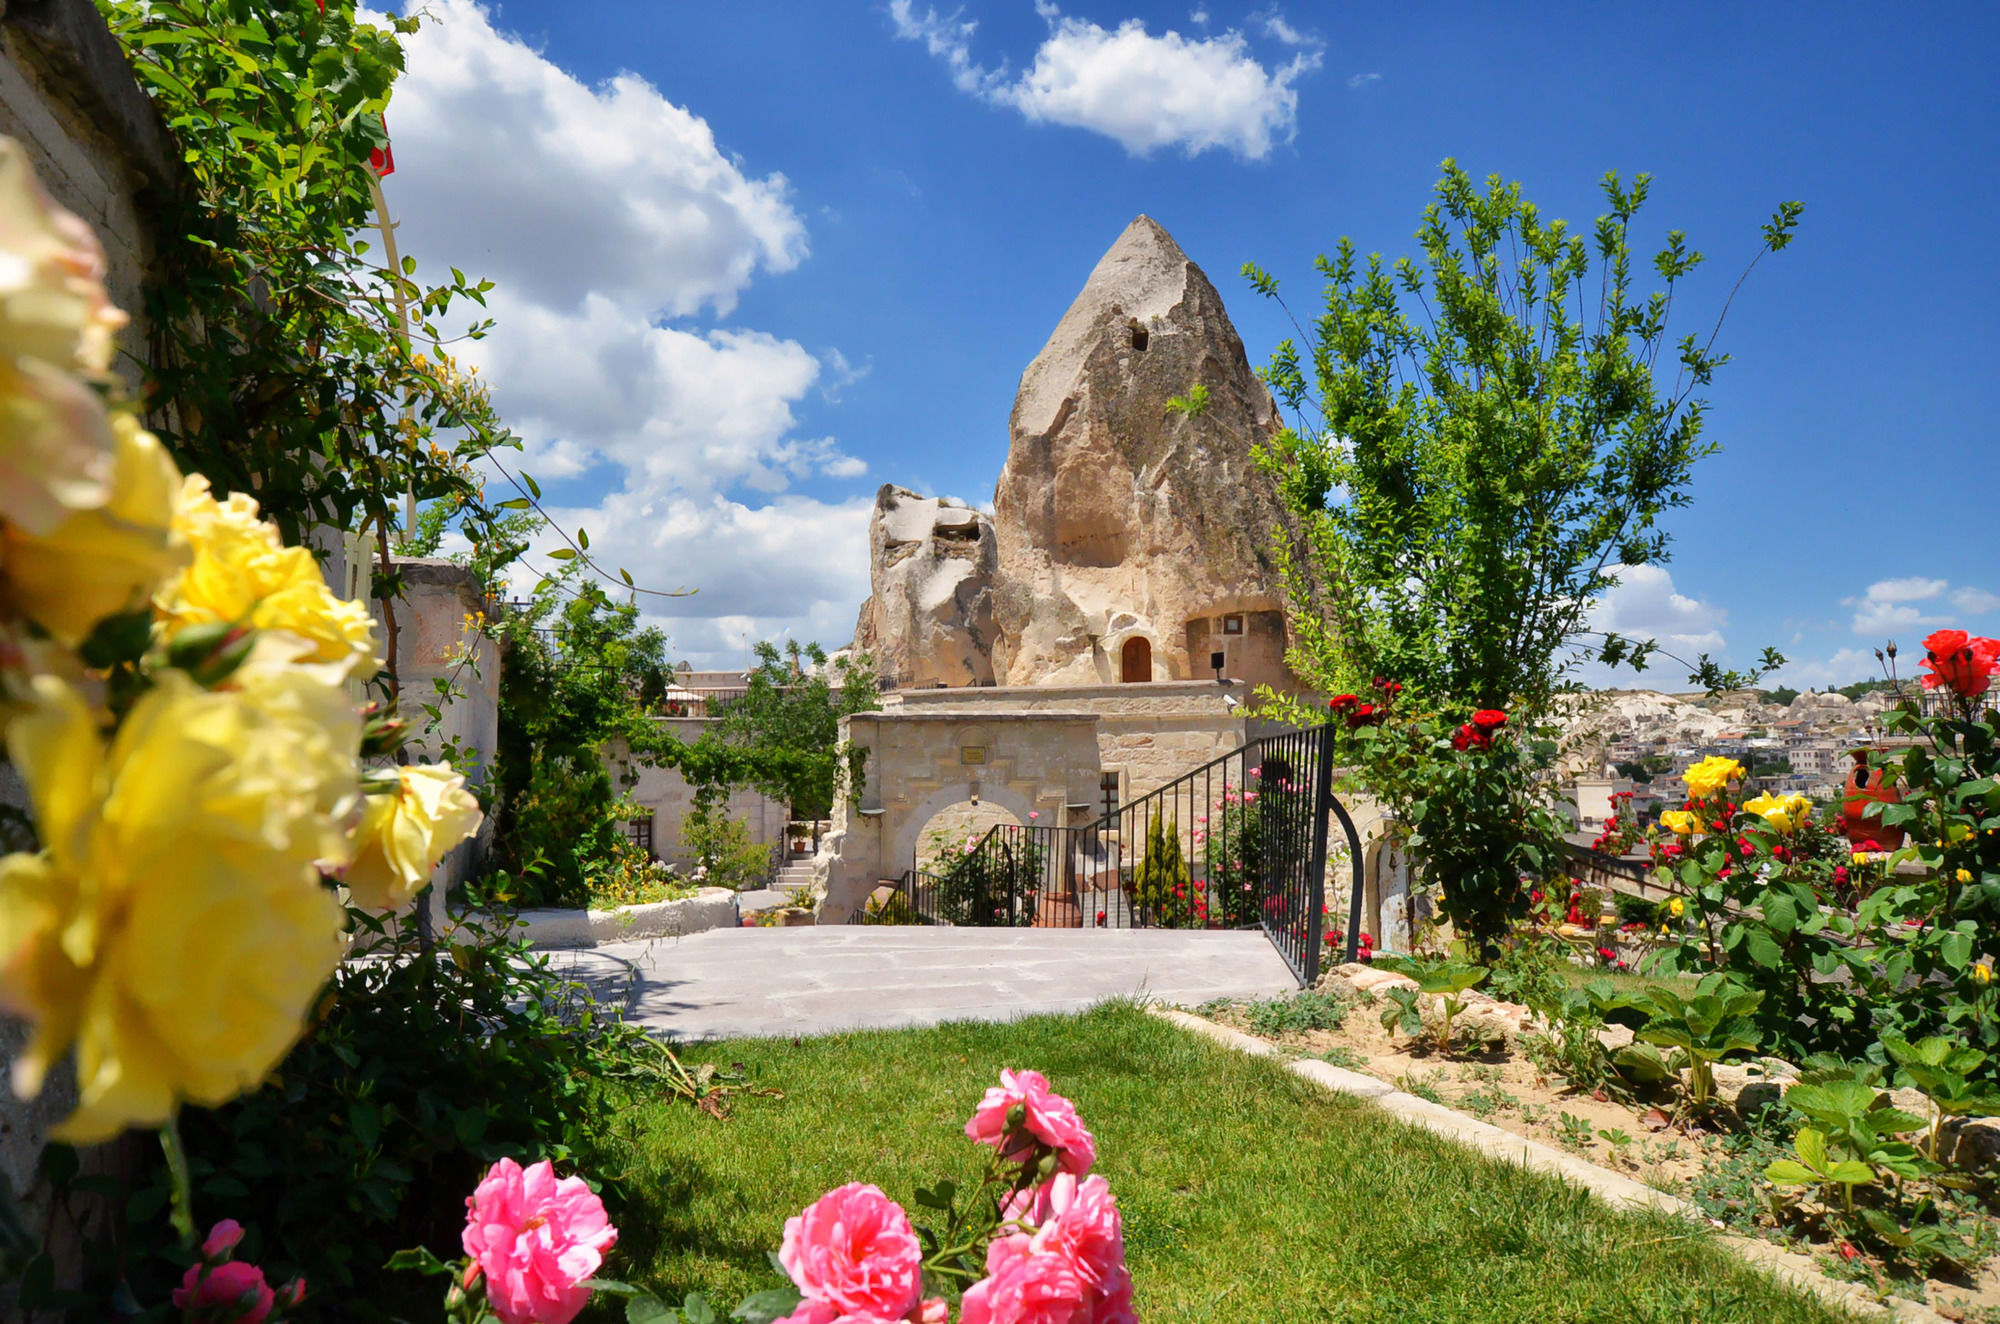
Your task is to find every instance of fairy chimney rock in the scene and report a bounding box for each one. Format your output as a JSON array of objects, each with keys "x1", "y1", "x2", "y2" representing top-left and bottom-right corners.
[
  {"x1": 990, "y1": 215, "x2": 1294, "y2": 687},
  {"x1": 850, "y1": 484, "x2": 999, "y2": 688}
]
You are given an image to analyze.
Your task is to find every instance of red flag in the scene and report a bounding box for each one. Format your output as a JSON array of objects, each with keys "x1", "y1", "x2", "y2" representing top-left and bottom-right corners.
[{"x1": 369, "y1": 112, "x2": 395, "y2": 177}]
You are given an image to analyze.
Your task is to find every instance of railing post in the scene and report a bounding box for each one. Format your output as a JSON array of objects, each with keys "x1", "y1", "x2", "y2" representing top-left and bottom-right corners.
[{"x1": 1303, "y1": 724, "x2": 1338, "y2": 984}]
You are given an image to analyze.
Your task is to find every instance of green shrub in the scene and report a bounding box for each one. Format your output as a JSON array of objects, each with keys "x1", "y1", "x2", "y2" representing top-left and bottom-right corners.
[
  {"x1": 46, "y1": 915, "x2": 687, "y2": 1320},
  {"x1": 681, "y1": 802, "x2": 775, "y2": 891},
  {"x1": 1244, "y1": 989, "x2": 1353, "y2": 1038},
  {"x1": 1130, "y1": 807, "x2": 1201, "y2": 928}
]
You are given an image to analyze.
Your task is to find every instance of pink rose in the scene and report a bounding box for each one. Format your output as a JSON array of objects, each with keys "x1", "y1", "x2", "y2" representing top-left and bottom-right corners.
[
  {"x1": 964, "y1": 1070, "x2": 1096, "y2": 1176},
  {"x1": 779, "y1": 1183, "x2": 924, "y2": 1321},
  {"x1": 959, "y1": 1234, "x2": 1086, "y2": 1324},
  {"x1": 200, "y1": 1219, "x2": 246, "y2": 1261},
  {"x1": 775, "y1": 1302, "x2": 942, "y2": 1324},
  {"x1": 461, "y1": 1158, "x2": 618, "y2": 1324},
  {"x1": 172, "y1": 1260, "x2": 276, "y2": 1324},
  {"x1": 972, "y1": 1177, "x2": 1129, "y2": 1324},
  {"x1": 1028, "y1": 1176, "x2": 1124, "y2": 1289}
]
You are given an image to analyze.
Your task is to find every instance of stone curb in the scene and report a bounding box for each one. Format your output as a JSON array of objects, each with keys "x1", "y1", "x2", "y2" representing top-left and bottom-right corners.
[
  {"x1": 1148, "y1": 1007, "x2": 1948, "y2": 1324},
  {"x1": 510, "y1": 888, "x2": 738, "y2": 949}
]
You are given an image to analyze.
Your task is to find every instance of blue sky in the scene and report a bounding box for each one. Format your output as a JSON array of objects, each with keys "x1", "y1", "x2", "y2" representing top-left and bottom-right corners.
[{"x1": 378, "y1": 1, "x2": 1998, "y2": 685}]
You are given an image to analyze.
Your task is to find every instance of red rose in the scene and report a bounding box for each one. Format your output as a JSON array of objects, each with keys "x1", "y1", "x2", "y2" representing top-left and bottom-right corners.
[
  {"x1": 1384, "y1": 681, "x2": 1404, "y2": 697},
  {"x1": 1919, "y1": 629, "x2": 2000, "y2": 698},
  {"x1": 1345, "y1": 703, "x2": 1381, "y2": 729},
  {"x1": 1472, "y1": 708, "x2": 1508, "y2": 729},
  {"x1": 1330, "y1": 694, "x2": 1359, "y2": 712}
]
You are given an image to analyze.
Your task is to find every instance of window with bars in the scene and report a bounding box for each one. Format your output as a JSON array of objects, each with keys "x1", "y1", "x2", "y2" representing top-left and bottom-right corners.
[{"x1": 625, "y1": 815, "x2": 654, "y2": 857}]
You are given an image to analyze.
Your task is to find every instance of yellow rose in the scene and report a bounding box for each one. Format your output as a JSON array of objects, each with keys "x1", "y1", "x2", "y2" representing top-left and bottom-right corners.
[
  {"x1": 1660, "y1": 810, "x2": 1698, "y2": 836},
  {"x1": 343, "y1": 762, "x2": 484, "y2": 912},
  {"x1": 1742, "y1": 792, "x2": 1810, "y2": 835},
  {"x1": 155, "y1": 475, "x2": 378, "y2": 678},
  {"x1": 1851, "y1": 851, "x2": 1871, "y2": 866},
  {"x1": 1975, "y1": 962, "x2": 1993, "y2": 986},
  {"x1": 1668, "y1": 896, "x2": 1685, "y2": 918},
  {"x1": 1683, "y1": 756, "x2": 1746, "y2": 801},
  {"x1": 1957, "y1": 869, "x2": 1973, "y2": 884},
  {"x1": 0, "y1": 139, "x2": 129, "y2": 535},
  {"x1": 2, "y1": 414, "x2": 186, "y2": 643},
  {"x1": 0, "y1": 667, "x2": 358, "y2": 1142}
]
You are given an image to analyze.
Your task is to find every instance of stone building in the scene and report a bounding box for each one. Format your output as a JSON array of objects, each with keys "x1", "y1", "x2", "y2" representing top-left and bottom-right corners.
[{"x1": 851, "y1": 216, "x2": 1303, "y2": 694}]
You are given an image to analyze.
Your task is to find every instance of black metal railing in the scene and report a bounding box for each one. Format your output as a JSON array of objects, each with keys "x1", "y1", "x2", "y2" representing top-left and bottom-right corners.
[{"x1": 859, "y1": 724, "x2": 1365, "y2": 985}]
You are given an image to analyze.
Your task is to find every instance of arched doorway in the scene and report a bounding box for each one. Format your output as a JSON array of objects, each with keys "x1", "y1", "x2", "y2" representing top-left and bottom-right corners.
[{"x1": 1120, "y1": 636, "x2": 1151, "y2": 683}]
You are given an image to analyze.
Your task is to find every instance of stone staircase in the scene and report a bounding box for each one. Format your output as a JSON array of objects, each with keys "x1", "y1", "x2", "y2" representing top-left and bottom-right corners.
[{"x1": 772, "y1": 859, "x2": 816, "y2": 895}]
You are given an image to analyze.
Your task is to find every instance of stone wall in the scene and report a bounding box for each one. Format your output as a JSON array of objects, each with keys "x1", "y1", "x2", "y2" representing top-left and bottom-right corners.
[{"x1": 882, "y1": 680, "x2": 1253, "y2": 799}]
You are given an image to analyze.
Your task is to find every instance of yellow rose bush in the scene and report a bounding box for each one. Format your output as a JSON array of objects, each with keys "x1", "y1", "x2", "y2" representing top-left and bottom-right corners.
[
  {"x1": 156, "y1": 474, "x2": 379, "y2": 678},
  {"x1": 1682, "y1": 755, "x2": 1746, "y2": 801},
  {"x1": 0, "y1": 140, "x2": 481, "y2": 1152},
  {"x1": 345, "y1": 763, "x2": 484, "y2": 912},
  {"x1": 0, "y1": 138, "x2": 127, "y2": 537},
  {"x1": 0, "y1": 670, "x2": 355, "y2": 1141}
]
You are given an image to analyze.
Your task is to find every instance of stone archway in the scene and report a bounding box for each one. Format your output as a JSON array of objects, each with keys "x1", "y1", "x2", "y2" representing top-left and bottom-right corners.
[
  {"x1": 1120, "y1": 636, "x2": 1151, "y2": 682},
  {"x1": 891, "y1": 782, "x2": 1040, "y2": 885},
  {"x1": 813, "y1": 710, "x2": 1103, "y2": 921}
]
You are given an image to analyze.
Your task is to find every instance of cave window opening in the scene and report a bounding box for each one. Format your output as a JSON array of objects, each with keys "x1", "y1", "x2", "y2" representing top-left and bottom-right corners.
[{"x1": 1129, "y1": 323, "x2": 1149, "y2": 351}]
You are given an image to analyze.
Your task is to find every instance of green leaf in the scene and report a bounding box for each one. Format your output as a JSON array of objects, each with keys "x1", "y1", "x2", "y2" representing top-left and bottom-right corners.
[
  {"x1": 626, "y1": 1299, "x2": 678, "y2": 1324},
  {"x1": 1939, "y1": 930, "x2": 1972, "y2": 971},
  {"x1": 547, "y1": 548, "x2": 578, "y2": 561},
  {"x1": 1764, "y1": 1159, "x2": 1818, "y2": 1186},
  {"x1": 384, "y1": 1246, "x2": 452, "y2": 1275},
  {"x1": 1793, "y1": 1126, "x2": 1829, "y2": 1169},
  {"x1": 682, "y1": 1293, "x2": 719, "y2": 1324},
  {"x1": 1826, "y1": 1161, "x2": 1878, "y2": 1186},
  {"x1": 732, "y1": 1287, "x2": 805, "y2": 1323}
]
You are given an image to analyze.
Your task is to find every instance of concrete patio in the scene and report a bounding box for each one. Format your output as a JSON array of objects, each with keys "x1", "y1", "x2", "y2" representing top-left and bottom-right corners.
[{"x1": 546, "y1": 926, "x2": 1301, "y2": 1041}]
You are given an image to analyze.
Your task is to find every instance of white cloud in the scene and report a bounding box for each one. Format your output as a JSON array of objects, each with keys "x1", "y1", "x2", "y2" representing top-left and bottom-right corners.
[
  {"x1": 1347, "y1": 71, "x2": 1381, "y2": 89},
  {"x1": 524, "y1": 493, "x2": 874, "y2": 665},
  {"x1": 1844, "y1": 576, "x2": 1951, "y2": 635},
  {"x1": 1570, "y1": 564, "x2": 1729, "y2": 687},
  {"x1": 1773, "y1": 647, "x2": 1886, "y2": 691},
  {"x1": 1188, "y1": 7, "x2": 1210, "y2": 26},
  {"x1": 1257, "y1": 11, "x2": 1316, "y2": 47},
  {"x1": 1591, "y1": 564, "x2": 1728, "y2": 656},
  {"x1": 1951, "y1": 586, "x2": 2000, "y2": 615},
  {"x1": 889, "y1": 2, "x2": 1319, "y2": 159},
  {"x1": 379, "y1": 0, "x2": 869, "y2": 663}
]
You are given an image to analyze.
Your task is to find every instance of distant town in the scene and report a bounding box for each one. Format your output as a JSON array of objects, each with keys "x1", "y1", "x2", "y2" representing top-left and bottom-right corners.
[{"x1": 1563, "y1": 681, "x2": 1924, "y2": 833}]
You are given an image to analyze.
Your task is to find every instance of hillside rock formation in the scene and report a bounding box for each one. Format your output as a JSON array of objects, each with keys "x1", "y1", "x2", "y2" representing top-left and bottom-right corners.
[
  {"x1": 847, "y1": 216, "x2": 1300, "y2": 691},
  {"x1": 988, "y1": 215, "x2": 1292, "y2": 686},
  {"x1": 849, "y1": 485, "x2": 998, "y2": 688}
]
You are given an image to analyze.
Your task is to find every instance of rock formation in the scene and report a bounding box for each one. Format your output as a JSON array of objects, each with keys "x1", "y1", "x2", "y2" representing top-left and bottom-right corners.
[
  {"x1": 989, "y1": 215, "x2": 1292, "y2": 687},
  {"x1": 849, "y1": 485, "x2": 998, "y2": 688},
  {"x1": 848, "y1": 216, "x2": 1299, "y2": 691}
]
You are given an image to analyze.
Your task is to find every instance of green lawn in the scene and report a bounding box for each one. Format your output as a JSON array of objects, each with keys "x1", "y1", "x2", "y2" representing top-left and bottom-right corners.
[{"x1": 587, "y1": 1003, "x2": 1851, "y2": 1324}]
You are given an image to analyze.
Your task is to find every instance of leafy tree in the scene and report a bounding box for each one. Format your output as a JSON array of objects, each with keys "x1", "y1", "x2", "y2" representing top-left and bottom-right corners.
[
  {"x1": 711, "y1": 640, "x2": 880, "y2": 819},
  {"x1": 1130, "y1": 808, "x2": 1199, "y2": 928},
  {"x1": 1247, "y1": 161, "x2": 1802, "y2": 716},
  {"x1": 490, "y1": 577, "x2": 669, "y2": 902},
  {"x1": 1764, "y1": 685, "x2": 1802, "y2": 707}
]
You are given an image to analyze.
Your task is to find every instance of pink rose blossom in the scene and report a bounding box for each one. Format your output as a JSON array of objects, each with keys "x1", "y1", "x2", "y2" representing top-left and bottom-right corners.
[
  {"x1": 1028, "y1": 1176, "x2": 1124, "y2": 1289},
  {"x1": 964, "y1": 1070, "x2": 1096, "y2": 1176},
  {"x1": 775, "y1": 1302, "x2": 946, "y2": 1324},
  {"x1": 461, "y1": 1158, "x2": 618, "y2": 1324},
  {"x1": 200, "y1": 1219, "x2": 246, "y2": 1261},
  {"x1": 779, "y1": 1183, "x2": 924, "y2": 1321},
  {"x1": 173, "y1": 1260, "x2": 276, "y2": 1324},
  {"x1": 959, "y1": 1234, "x2": 1085, "y2": 1324}
]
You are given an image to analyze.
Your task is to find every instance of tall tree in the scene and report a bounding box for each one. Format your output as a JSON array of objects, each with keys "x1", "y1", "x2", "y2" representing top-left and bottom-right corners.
[
  {"x1": 1248, "y1": 162, "x2": 1800, "y2": 715},
  {"x1": 710, "y1": 640, "x2": 880, "y2": 819}
]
